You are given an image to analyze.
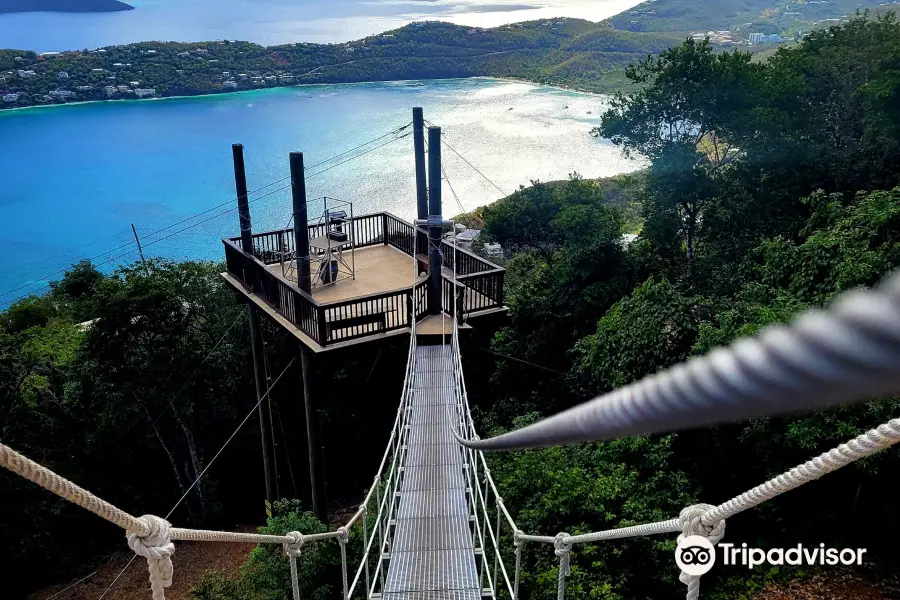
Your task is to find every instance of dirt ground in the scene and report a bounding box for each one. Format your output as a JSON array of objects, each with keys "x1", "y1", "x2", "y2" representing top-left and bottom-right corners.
[
  {"x1": 753, "y1": 570, "x2": 900, "y2": 600},
  {"x1": 29, "y1": 540, "x2": 254, "y2": 600}
]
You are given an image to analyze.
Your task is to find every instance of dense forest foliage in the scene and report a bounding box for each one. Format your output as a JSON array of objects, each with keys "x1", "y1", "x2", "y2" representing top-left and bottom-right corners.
[
  {"x1": 476, "y1": 13, "x2": 900, "y2": 599},
  {"x1": 0, "y1": 260, "x2": 408, "y2": 598},
  {"x1": 3, "y1": 11, "x2": 900, "y2": 600},
  {"x1": 611, "y1": 0, "x2": 894, "y2": 34}
]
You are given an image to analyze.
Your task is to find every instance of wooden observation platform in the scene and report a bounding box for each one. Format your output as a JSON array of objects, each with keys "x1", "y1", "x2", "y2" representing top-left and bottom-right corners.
[
  {"x1": 219, "y1": 108, "x2": 507, "y2": 523},
  {"x1": 222, "y1": 210, "x2": 506, "y2": 352}
]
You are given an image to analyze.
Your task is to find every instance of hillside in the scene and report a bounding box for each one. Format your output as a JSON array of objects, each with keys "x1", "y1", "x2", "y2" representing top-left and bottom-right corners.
[
  {"x1": 0, "y1": 0, "x2": 134, "y2": 14},
  {"x1": 1, "y1": 0, "x2": 897, "y2": 109},
  {"x1": 610, "y1": 0, "x2": 897, "y2": 34},
  {"x1": 0, "y1": 19, "x2": 684, "y2": 109}
]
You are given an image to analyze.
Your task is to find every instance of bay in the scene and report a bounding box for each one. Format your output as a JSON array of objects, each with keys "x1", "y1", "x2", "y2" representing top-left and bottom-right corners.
[{"x1": 0, "y1": 78, "x2": 638, "y2": 304}]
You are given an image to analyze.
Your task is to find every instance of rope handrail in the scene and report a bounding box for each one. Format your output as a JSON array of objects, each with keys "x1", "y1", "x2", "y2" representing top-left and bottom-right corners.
[
  {"x1": 454, "y1": 271, "x2": 900, "y2": 451},
  {"x1": 447, "y1": 290, "x2": 900, "y2": 600},
  {"x1": 5, "y1": 267, "x2": 900, "y2": 599}
]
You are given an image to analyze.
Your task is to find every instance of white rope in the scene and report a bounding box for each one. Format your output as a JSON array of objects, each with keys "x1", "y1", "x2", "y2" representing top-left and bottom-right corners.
[
  {"x1": 285, "y1": 531, "x2": 303, "y2": 600},
  {"x1": 126, "y1": 515, "x2": 176, "y2": 600},
  {"x1": 0, "y1": 443, "x2": 150, "y2": 535},
  {"x1": 702, "y1": 418, "x2": 900, "y2": 525},
  {"x1": 337, "y1": 526, "x2": 349, "y2": 599},
  {"x1": 513, "y1": 531, "x2": 523, "y2": 600},
  {"x1": 554, "y1": 533, "x2": 572, "y2": 600},
  {"x1": 677, "y1": 504, "x2": 726, "y2": 600}
]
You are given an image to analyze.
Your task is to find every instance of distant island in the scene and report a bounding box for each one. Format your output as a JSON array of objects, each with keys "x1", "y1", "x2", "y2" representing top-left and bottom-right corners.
[
  {"x1": 0, "y1": 0, "x2": 894, "y2": 109},
  {"x1": 1, "y1": 0, "x2": 133, "y2": 13}
]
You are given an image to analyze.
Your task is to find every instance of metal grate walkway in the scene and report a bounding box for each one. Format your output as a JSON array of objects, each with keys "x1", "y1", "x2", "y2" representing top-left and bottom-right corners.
[{"x1": 383, "y1": 344, "x2": 481, "y2": 600}]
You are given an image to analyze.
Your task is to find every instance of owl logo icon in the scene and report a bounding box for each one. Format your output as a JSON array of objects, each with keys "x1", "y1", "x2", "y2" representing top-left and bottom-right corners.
[{"x1": 676, "y1": 536, "x2": 716, "y2": 576}]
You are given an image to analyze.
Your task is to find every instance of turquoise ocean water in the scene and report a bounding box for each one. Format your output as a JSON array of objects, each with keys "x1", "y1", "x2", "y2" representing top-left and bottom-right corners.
[{"x1": 0, "y1": 78, "x2": 638, "y2": 303}]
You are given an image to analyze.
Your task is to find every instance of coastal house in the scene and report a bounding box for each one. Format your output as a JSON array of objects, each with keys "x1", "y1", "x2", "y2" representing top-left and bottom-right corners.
[
  {"x1": 48, "y1": 90, "x2": 76, "y2": 99},
  {"x1": 134, "y1": 88, "x2": 155, "y2": 98},
  {"x1": 76, "y1": 85, "x2": 93, "y2": 91},
  {"x1": 58, "y1": 71, "x2": 69, "y2": 80},
  {"x1": 112, "y1": 63, "x2": 125, "y2": 68},
  {"x1": 116, "y1": 84, "x2": 130, "y2": 92},
  {"x1": 223, "y1": 81, "x2": 238, "y2": 89},
  {"x1": 17, "y1": 70, "x2": 36, "y2": 78},
  {"x1": 2, "y1": 93, "x2": 20, "y2": 103},
  {"x1": 454, "y1": 229, "x2": 482, "y2": 248},
  {"x1": 104, "y1": 86, "x2": 117, "y2": 96},
  {"x1": 483, "y1": 242, "x2": 503, "y2": 258}
]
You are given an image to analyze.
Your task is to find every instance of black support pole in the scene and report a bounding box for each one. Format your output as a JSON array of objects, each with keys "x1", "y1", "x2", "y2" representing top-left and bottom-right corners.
[
  {"x1": 300, "y1": 346, "x2": 326, "y2": 521},
  {"x1": 290, "y1": 152, "x2": 311, "y2": 294},
  {"x1": 413, "y1": 107, "x2": 428, "y2": 221},
  {"x1": 289, "y1": 151, "x2": 325, "y2": 519},
  {"x1": 233, "y1": 144, "x2": 253, "y2": 253},
  {"x1": 427, "y1": 126, "x2": 443, "y2": 315},
  {"x1": 233, "y1": 143, "x2": 277, "y2": 516}
]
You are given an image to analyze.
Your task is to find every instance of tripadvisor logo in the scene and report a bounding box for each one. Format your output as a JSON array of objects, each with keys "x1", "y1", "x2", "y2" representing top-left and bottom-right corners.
[
  {"x1": 675, "y1": 537, "x2": 868, "y2": 576},
  {"x1": 676, "y1": 536, "x2": 717, "y2": 576}
]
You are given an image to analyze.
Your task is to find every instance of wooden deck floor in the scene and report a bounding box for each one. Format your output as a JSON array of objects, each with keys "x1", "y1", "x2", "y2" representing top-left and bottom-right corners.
[{"x1": 269, "y1": 244, "x2": 423, "y2": 304}]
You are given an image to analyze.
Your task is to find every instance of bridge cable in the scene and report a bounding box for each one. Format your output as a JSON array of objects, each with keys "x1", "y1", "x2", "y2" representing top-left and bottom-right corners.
[
  {"x1": 471, "y1": 345, "x2": 568, "y2": 376},
  {"x1": 423, "y1": 120, "x2": 509, "y2": 198},
  {"x1": 0, "y1": 122, "x2": 413, "y2": 303}
]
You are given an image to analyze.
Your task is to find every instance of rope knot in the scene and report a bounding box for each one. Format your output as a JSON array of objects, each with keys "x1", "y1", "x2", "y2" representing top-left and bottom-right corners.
[
  {"x1": 554, "y1": 532, "x2": 572, "y2": 577},
  {"x1": 677, "y1": 504, "x2": 726, "y2": 600},
  {"x1": 513, "y1": 529, "x2": 524, "y2": 547},
  {"x1": 337, "y1": 526, "x2": 350, "y2": 543},
  {"x1": 126, "y1": 515, "x2": 175, "y2": 600},
  {"x1": 284, "y1": 531, "x2": 304, "y2": 558},
  {"x1": 678, "y1": 504, "x2": 725, "y2": 545}
]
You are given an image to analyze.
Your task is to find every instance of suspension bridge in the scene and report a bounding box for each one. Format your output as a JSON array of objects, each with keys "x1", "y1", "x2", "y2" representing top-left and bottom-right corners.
[
  {"x1": 4, "y1": 272, "x2": 900, "y2": 599},
  {"x1": 3, "y1": 107, "x2": 900, "y2": 600}
]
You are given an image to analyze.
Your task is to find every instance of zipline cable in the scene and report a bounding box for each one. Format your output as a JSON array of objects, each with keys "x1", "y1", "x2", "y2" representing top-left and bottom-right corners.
[
  {"x1": 0, "y1": 122, "x2": 413, "y2": 302},
  {"x1": 96, "y1": 356, "x2": 297, "y2": 600},
  {"x1": 472, "y1": 346, "x2": 568, "y2": 376}
]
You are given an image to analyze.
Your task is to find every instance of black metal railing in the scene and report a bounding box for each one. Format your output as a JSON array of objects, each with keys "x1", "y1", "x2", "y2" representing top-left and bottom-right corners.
[
  {"x1": 320, "y1": 288, "x2": 411, "y2": 344},
  {"x1": 223, "y1": 211, "x2": 505, "y2": 347},
  {"x1": 414, "y1": 279, "x2": 429, "y2": 321},
  {"x1": 223, "y1": 239, "x2": 321, "y2": 341}
]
